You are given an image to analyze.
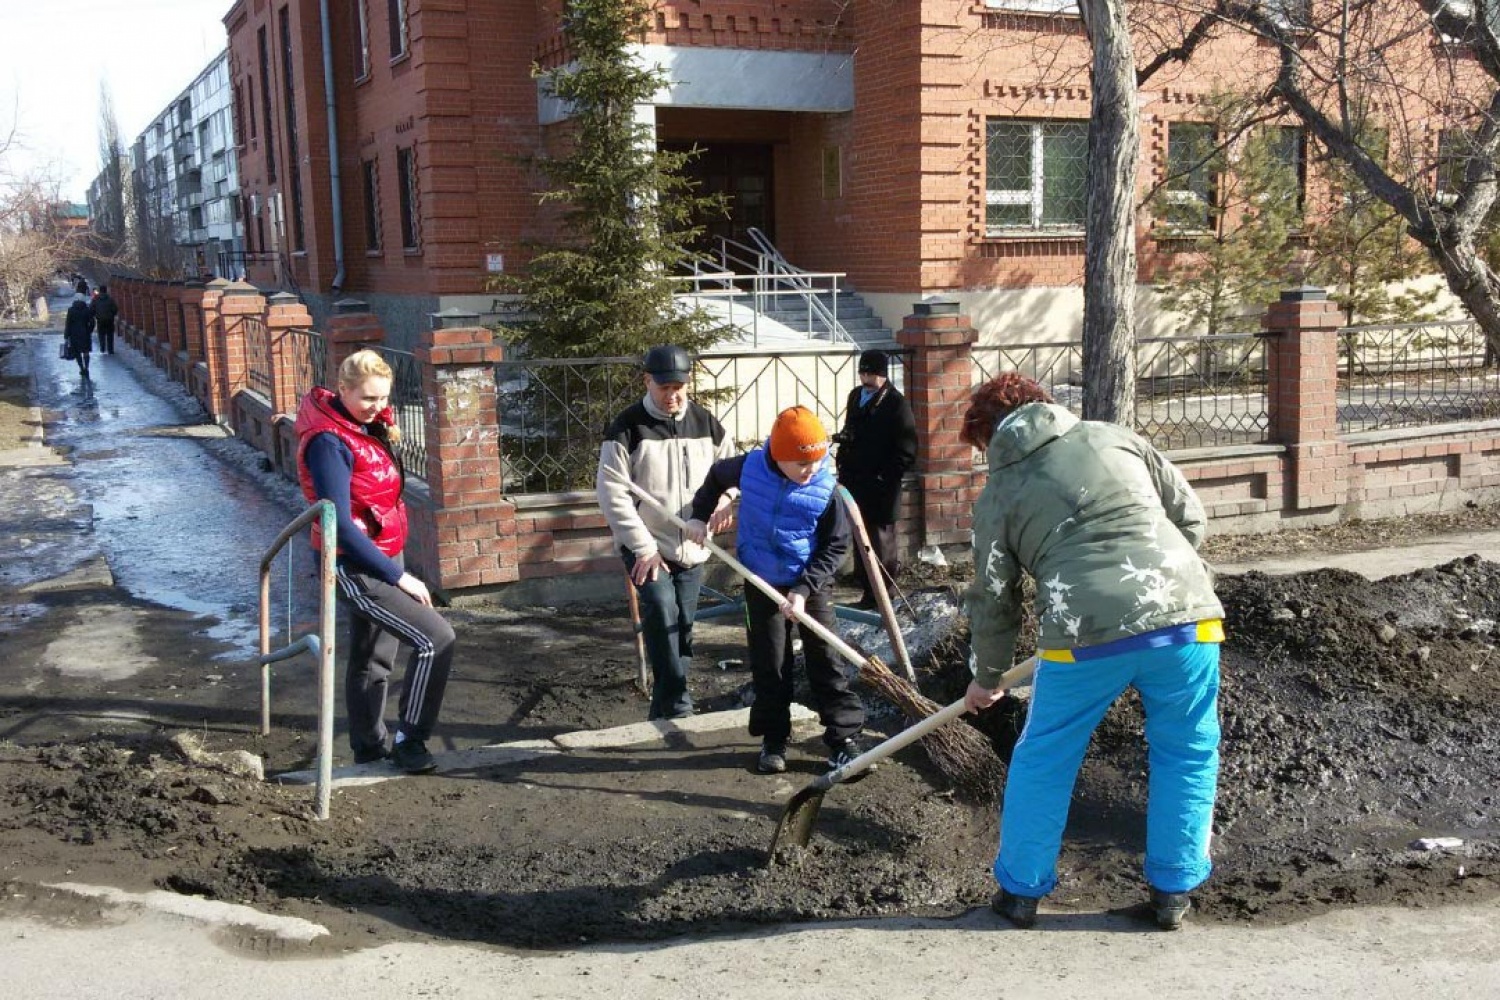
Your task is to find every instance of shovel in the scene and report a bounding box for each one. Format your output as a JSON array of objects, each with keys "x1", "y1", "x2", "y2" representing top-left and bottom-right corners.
[
  {"x1": 836, "y1": 485, "x2": 916, "y2": 682},
  {"x1": 768, "y1": 654, "x2": 1038, "y2": 856}
]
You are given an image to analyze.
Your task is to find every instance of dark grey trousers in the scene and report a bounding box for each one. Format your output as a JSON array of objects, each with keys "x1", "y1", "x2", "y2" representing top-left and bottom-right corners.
[{"x1": 335, "y1": 556, "x2": 455, "y2": 756}]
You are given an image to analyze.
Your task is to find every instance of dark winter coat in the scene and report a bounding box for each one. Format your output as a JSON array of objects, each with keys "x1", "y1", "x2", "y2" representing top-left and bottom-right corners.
[
  {"x1": 833, "y1": 382, "x2": 917, "y2": 524},
  {"x1": 63, "y1": 300, "x2": 95, "y2": 354},
  {"x1": 92, "y1": 293, "x2": 119, "y2": 332}
]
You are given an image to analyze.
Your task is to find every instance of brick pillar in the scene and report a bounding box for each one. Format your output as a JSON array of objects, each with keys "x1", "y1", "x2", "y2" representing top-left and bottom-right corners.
[
  {"x1": 198, "y1": 279, "x2": 230, "y2": 419},
  {"x1": 181, "y1": 281, "x2": 207, "y2": 363},
  {"x1": 323, "y1": 298, "x2": 386, "y2": 386},
  {"x1": 265, "y1": 291, "x2": 315, "y2": 415},
  {"x1": 1265, "y1": 286, "x2": 1347, "y2": 511},
  {"x1": 161, "y1": 281, "x2": 185, "y2": 368},
  {"x1": 217, "y1": 282, "x2": 267, "y2": 410},
  {"x1": 895, "y1": 298, "x2": 982, "y2": 549},
  {"x1": 411, "y1": 315, "x2": 514, "y2": 590}
]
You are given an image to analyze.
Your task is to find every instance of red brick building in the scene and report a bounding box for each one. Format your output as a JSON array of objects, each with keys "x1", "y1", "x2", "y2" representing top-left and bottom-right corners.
[{"x1": 224, "y1": 0, "x2": 1464, "y2": 344}]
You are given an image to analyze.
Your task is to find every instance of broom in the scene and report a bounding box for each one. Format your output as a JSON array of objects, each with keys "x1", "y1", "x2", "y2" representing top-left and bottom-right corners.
[{"x1": 621, "y1": 478, "x2": 1024, "y2": 799}]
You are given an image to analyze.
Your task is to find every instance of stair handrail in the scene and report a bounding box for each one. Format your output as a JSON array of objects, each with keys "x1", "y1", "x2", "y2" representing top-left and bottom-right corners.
[
  {"x1": 712, "y1": 228, "x2": 854, "y2": 345},
  {"x1": 257, "y1": 500, "x2": 338, "y2": 820}
]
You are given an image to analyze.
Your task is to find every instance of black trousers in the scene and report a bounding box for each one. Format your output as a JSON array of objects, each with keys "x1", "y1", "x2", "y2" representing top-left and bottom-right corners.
[
  {"x1": 97, "y1": 325, "x2": 115, "y2": 354},
  {"x1": 744, "y1": 585, "x2": 864, "y2": 749},
  {"x1": 335, "y1": 555, "x2": 455, "y2": 755}
]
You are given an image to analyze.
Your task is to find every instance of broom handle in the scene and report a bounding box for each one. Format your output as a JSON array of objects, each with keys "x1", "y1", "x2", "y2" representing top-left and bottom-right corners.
[
  {"x1": 624, "y1": 479, "x2": 878, "y2": 672},
  {"x1": 825, "y1": 655, "x2": 1039, "y2": 785}
]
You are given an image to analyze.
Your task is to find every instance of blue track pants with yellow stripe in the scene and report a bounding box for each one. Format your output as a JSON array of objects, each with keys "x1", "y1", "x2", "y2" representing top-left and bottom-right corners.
[{"x1": 994, "y1": 641, "x2": 1220, "y2": 898}]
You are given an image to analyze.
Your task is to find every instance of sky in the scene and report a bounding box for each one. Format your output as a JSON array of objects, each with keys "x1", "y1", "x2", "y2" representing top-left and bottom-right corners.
[{"x1": 0, "y1": 0, "x2": 232, "y2": 202}]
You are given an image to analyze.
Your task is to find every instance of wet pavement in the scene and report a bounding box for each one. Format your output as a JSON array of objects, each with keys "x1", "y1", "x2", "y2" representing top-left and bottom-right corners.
[{"x1": 2, "y1": 295, "x2": 319, "y2": 655}]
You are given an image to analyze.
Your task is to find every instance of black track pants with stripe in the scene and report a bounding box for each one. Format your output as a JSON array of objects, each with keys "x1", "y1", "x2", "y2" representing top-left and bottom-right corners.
[{"x1": 336, "y1": 555, "x2": 455, "y2": 755}]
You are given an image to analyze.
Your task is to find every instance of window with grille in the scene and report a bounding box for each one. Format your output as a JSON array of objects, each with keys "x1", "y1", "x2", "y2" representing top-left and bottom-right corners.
[
  {"x1": 1267, "y1": 125, "x2": 1307, "y2": 216},
  {"x1": 397, "y1": 146, "x2": 419, "y2": 250},
  {"x1": 1436, "y1": 128, "x2": 1471, "y2": 207},
  {"x1": 388, "y1": 0, "x2": 409, "y2": 60},
  {"x1": 362, "y1": 159, "x2": 382, "y2": 252},
  {"x1": 1164, "y1": 122, "x2": 1218, "y2": 233},
  {"x1": 981, "y1": 0, "x2": 1078, "y2": 12},
  {"x1": 985, "y1": 119, "x2": 1088, "y2": 235}
]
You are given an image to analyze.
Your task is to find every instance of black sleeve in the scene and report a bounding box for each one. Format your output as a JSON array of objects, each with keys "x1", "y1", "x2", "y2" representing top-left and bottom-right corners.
[
  {"x1": 792, "y1": 494, "x2": 851, "y2": 597},
  {"x1": 689, "y1": 454, "x2": 747, "y2": 520},
  {"x1": 886, "y1": 395, "x2": 918, "y2": 478}
]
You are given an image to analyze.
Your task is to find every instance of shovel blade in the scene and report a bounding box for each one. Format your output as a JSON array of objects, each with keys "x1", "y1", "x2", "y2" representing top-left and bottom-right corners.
[{"x1": 767, "y1": 784, "x2": 827, "y2": 860}]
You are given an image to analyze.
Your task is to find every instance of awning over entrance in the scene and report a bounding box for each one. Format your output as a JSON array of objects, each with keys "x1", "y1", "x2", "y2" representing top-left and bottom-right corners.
[{"x1": 538, "y1": 45, "x2": 854, "y2": 125}]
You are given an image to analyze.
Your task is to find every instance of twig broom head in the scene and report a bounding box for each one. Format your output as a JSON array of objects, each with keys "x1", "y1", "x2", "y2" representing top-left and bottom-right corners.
[{"x1": 857, "y1": 653, "x2": 1002, "y2": 802}]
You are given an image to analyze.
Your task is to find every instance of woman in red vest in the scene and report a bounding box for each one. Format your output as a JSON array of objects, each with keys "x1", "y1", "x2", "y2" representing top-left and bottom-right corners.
[{"x1": 294, "y1": 350, "x2": 455, "y2": 774}]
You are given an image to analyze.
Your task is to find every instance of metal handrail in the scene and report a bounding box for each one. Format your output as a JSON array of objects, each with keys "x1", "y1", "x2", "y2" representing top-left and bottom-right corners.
[
  {"x1": 258, "y1": 500, "x2": 337, "y2": 820},
  {"x1": 693, "y1": 228, "x2": 853, "y2": 345}
]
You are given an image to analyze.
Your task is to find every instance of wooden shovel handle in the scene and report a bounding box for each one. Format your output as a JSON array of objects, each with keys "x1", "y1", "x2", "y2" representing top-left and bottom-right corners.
[{"x1": 623, "y1": 479, "x2": 876, "y2": 672}]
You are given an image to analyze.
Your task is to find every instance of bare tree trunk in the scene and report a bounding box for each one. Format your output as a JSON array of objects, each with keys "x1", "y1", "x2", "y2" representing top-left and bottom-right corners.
[{"x1": 1078, "y1": 0, "x2": 1139, "y2": 425}]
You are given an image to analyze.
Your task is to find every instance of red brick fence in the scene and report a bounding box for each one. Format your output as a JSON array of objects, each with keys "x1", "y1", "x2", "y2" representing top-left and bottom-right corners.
[{"x1": 109, "y1": 277, "x2": 1500, "y2": 600}]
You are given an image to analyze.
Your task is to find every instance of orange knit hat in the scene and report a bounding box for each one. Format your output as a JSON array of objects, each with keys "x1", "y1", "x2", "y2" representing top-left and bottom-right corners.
[{"x1": 768, "y1": 405, "x2": 829, "y2": 463}]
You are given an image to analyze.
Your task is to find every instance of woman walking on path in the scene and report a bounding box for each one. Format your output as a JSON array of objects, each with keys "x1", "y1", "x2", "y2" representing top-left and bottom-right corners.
[
  {"x1": 294, "y1": 350, "x2": 456, "y2": 774},
  {"x1": 960, "y1": 373, "x2": 1224, "y2": 931},
  {"x1": 63, "y1": 292, "x2": 95, "y2": 382}
]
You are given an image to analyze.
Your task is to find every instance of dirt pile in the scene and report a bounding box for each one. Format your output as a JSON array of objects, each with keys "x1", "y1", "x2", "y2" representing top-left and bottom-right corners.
[{"x1": 1, "y1": 560, "x2": 1497, "y2": 948}]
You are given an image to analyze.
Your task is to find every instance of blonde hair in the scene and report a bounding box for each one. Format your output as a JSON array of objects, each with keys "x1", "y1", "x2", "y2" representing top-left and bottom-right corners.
[
  {"x1": 337, "y1": 349, "x2": 401, "y2": 444},
  {"x1": 338, "y1": 348, "x2": 394, "y2": 388}
]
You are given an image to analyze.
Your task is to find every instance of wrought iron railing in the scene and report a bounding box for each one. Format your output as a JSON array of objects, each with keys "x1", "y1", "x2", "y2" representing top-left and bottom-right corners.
[
  {"x1": 1337, "y1": 320, "x2": 1500, "y2": 432},
  {"x1": 972, "y1": 332, "x2": 1273, "y2": 449},
  {"x1": 373, "y1": 347, "x2": 428, "y2": 480},
  {"x1": 244, "y1": 314, "x2": 273, "y2": 399},
  {"x1": 285, "y1": 327, "x2": 326, "y2": 401},
  {"x1": 494, "y1": 347, "x2": 908, "y2": 494}
]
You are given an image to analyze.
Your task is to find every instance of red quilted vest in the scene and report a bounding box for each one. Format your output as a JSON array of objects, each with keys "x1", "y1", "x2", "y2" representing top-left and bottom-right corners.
[{"x1": 294, "y1": 386, "x2": 409, "y2": 557}]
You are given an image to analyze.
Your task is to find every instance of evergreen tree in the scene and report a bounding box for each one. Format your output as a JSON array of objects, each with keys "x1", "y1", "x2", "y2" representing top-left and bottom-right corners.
[
  {"x1": 501, "y1": 0, "x2": 724, "y2": 359},
  {"x1": 1151, "y1": 96, "x2": 1303, "y2": 337},
  {"x1": 1306, "y1": 125, "x2": 1440, "y2": 327}
]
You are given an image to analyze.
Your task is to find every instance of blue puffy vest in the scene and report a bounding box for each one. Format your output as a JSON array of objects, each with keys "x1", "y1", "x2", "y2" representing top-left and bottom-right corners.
[{"x1": 736, "y1": 445, "x2": 836, "y2": 587}]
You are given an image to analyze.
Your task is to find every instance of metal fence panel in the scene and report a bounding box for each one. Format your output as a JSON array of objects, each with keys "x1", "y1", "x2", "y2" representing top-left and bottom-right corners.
[
  {"x1": 285, "y1": 327, "x2": 326, "y2": 401},
  {"x1": 373, "y1": 347, "x2": 428, "y2": 479},
  {"x1": 1337, "y1": 320, "x2": 1500, "y2": 432},
  {"x1": 244, "y1": 315, "x2": 272, "y2": 399}
]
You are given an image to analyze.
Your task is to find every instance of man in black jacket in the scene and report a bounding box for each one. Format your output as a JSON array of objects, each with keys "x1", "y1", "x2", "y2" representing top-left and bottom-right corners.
[
  {"x1": 92, "y1": 285, "x2": 119, "y2": 354},
  {"x1": 63, "y1": 293, "x2": 95, "y2": 382},
  {"x1": 834, "y1": 349, "x2": 918, "y2": 608}
]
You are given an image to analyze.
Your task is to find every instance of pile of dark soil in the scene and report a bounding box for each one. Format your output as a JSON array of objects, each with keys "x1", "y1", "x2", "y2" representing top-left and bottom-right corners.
[{"x1": 1, "y1": 560, "x2": 1497, "y2": 949}]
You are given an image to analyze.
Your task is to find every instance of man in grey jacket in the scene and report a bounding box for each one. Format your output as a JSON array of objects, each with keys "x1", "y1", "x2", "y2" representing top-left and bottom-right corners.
[
  {"x1": 596, "y1": 345, "x2": 737, "y2": 720},
  {"x1": 960, "y1": 373, "x2": 1224, "y2": 933}
]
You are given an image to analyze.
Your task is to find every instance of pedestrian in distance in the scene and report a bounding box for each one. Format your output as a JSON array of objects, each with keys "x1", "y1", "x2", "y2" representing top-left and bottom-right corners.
[
  {"x1": 596, "y1": 344, "x2": 737, "y2": 721},
  {"x1": 63, "y1": 292, "x2": 95, "y2": 382},
  {"x1": 74, "y1": 277, "x2": 89, "y2": 297},
  {"x1": 833, "y1": 349, "x2": 917, "y2": 608},
  {"x1": 294, "y1": 350, "x2": 456, "y2": 774},
  {"x1": 960, "y1": 373, "x2": 1224, "y2": 932},
  {"x1": 91, "y1": 285, "x2": 119, "y2": 355},
  {"x1": 685, "y1": 405, "x2": 871, "y2": 776}
]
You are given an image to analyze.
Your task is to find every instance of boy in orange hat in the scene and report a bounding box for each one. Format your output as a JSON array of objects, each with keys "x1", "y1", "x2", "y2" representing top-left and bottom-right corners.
[{"x1": 685, "y1": 406, "x2": 870, "y2": 775}]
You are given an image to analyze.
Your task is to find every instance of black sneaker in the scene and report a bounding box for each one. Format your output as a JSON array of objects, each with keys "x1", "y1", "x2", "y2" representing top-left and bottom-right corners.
[
  {"x1": 825, "y1": 737, "x2": 877, "y2": 782},
  {"x1": 352, "y1": 741, "x2": 390, "y2": 765},
  {"x1": 390, "y1": 739, "x2": 437, "y2": 774},
  {"x1": 757, "y1": 741, "x2": 787, "y2": 774},
  {"x1": 1150, "y1": 889, "x2": 1192, "y2": 930},
  {"x1": 991, "y1": 889, "x2": 1039, "y2": 929}
]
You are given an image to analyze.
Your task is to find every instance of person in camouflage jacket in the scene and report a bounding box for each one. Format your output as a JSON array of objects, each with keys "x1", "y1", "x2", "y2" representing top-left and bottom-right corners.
[{"x1": 960, "y1": 373, "x2": 1224, "y2": 932}]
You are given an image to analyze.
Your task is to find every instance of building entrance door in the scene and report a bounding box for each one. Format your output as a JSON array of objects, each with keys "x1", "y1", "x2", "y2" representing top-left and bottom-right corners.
[{"x1": 663, "y1": 142, "x2": 774, "y2": 253}]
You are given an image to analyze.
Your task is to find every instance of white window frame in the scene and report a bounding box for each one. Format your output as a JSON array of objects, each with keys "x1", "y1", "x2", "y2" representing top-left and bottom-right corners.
[
  {"x1": 354, "y1": 0, "x2": 371, "y2": 79},
  {"x1": 985, "y1": 119, "x2": 1088, "y2": 236},
  {"x1": 388, "y1": 0, "x2": 409, "y2": 61},
  {"x1": 982, "y1": 0, "x2": 1079, "y2": 13}
]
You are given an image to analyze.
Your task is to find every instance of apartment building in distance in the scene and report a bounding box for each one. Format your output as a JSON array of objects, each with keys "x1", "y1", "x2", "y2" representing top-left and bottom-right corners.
[
  {"x1": 223, "y1": 0, "x2": 1469, "y2": 345},
  {"x1": 121, "y1": 50, "x2": 246, "y2": 281}
]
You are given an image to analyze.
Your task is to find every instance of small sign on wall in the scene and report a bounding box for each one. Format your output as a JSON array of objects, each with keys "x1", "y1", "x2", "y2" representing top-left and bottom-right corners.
[{"x1": 485, "y1": 253, "x2": 505, "y2": 273}]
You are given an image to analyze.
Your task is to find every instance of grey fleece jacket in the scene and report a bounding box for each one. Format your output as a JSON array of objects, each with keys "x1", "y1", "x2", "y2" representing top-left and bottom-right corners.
[{"x1": 963, "y1": 403, "x2": 1224, "y2": 688}]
